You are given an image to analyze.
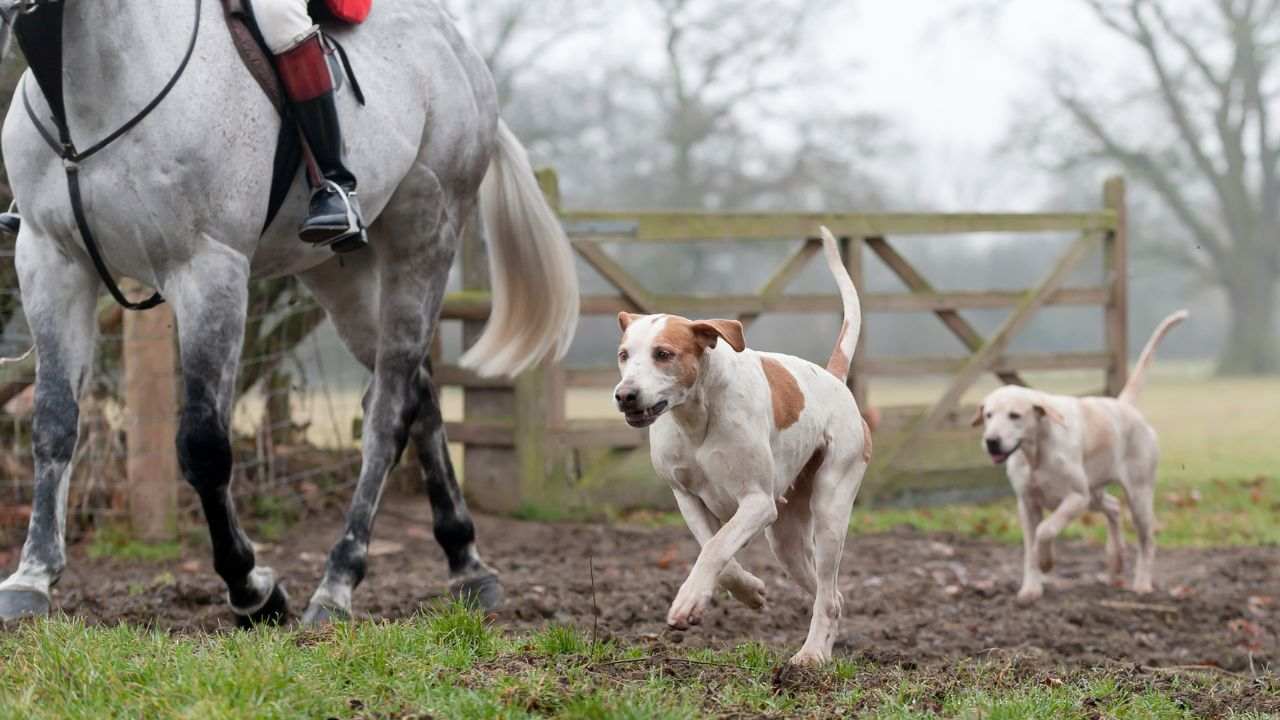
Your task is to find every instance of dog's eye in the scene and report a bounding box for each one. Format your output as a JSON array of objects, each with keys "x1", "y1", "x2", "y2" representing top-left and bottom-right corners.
[
  {"x1": 1008, "y1": 412, "x2": 1022, "y2": 421},
  {"x1": 653, "y1": 349, "x2": 673, "y2": 362},
  {"x1": 618, "y1": 350, "x2": 629, "y2": 362}
]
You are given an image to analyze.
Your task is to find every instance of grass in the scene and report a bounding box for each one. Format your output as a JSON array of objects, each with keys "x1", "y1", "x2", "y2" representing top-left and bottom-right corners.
[
  {"x1": 0, "y1": 605, "x2": 1272, "y2": 719},
  {"x1": 86, "y1": 525, "x2": 184, "y2": 564}
]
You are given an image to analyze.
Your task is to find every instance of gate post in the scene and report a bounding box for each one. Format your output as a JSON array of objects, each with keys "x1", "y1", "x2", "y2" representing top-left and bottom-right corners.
[
  {"x1": 123, "y1": 296, "x2": 178, "y2": 542},
  {"x1": 1103, "y1": 177, "x2": 1129, "y2": 397},
  {"x1": 461, "y1": 168, "x2": 568, "y2": 515}
]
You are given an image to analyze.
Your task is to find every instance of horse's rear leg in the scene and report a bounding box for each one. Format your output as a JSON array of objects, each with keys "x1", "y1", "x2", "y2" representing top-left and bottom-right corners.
[
  {"x1": 299, "y1": 180, "x2": 467, "y2": 624},
  {"x1": 299, "y1": 251, "x2": 503, "y2": 621},
  {"x1": 0, "y1": 241, "x2": 99, "y2": 621},
  {"x1": 167, "y1": 256, "x2": 287, "y2": 626},
  {"x1": 413, "y1": 361, "x2": 501, "y2": 610}
]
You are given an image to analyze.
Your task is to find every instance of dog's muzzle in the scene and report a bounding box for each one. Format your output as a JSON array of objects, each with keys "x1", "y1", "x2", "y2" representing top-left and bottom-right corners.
[
  {"x1": 987, "y1": 439, "x2": 1021, "y2": 465},
  {"x1": 623, "y1": 400, "x2": 668, "y2": 428}
]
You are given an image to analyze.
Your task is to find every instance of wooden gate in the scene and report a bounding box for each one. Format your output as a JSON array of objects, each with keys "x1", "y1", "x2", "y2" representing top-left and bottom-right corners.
[{"x1": 435, "y1": 173, "x2": 1128, "y2": 515}]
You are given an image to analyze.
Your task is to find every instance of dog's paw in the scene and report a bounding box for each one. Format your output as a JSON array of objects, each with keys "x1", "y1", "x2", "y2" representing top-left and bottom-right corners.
[
  {"x1": 667, "y1": 580, "x2": 714, "y2": 630},
  {"x1": 719, "y1": 570, "x2": 767, "y2": 610},
  {"x1": 1016, "y1": 585, "x2": 1043, "y2": 604},
  {"x1": 1131, "y1": 578, "x2": 1154, "y2": 595},
  {"x1": 788, "y1": 647, "x2": 830, "y2": 667}
]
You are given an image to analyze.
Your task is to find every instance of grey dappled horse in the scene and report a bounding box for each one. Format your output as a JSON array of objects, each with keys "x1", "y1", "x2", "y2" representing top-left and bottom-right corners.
[{"x1": 0, "y1": 0, "x2": 578, "y2": 625}]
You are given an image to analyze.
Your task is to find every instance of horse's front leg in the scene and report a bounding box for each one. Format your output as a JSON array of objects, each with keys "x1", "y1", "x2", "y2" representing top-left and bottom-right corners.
[
  {"x1": 167, "y1": 253, "x2": 287, "y2": 625},
  {"x1": 0, "y1": 239, "x2": 99, "y2": 621}
]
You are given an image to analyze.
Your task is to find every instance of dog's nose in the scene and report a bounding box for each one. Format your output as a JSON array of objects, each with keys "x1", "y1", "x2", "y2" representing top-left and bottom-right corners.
[
  {"x1": 615, "y1": 388, "x2": 640, "y2": 409},
  {"x1": 985, "y1": 438, "x2": 1002, "y2": 454}
]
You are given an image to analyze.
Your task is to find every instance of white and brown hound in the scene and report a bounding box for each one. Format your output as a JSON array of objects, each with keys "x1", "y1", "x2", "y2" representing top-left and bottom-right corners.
[{"x1": 613, "y1": 227, "x2": 870, "y2": 665}]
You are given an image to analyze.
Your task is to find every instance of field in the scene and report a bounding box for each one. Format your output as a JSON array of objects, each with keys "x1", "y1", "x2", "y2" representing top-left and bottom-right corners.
[{"x1": 3, "y1": 367, "x2": 1278, "y2": 718}]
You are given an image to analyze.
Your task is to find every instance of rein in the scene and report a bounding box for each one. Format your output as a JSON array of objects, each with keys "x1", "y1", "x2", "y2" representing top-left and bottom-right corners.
[{"x1": 13, "y1": 0, "x2": 203, "y2": 311}]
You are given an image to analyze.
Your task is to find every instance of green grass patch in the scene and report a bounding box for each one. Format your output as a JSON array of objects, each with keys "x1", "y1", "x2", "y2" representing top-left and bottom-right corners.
[
  {"x1": 0, "y1": 609, "x2": 1271, "y2": 719},
  {"x1": 86, "y1": 525, "x2": 184, "y2": 563}
]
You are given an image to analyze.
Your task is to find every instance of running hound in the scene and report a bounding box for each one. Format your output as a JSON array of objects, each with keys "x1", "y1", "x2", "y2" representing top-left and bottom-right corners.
[
  {"x1": 974, "y1": 310, "x2": 1189, "y2": 602},
  {"x1": 613, "y1": 227, "x2": 870, "y2": 665}
]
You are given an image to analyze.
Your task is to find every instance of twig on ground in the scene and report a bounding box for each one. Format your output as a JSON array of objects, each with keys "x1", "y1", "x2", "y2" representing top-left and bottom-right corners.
[
  {"x1": 1141, "y1": 664, "x2": 1251, "y2": 680},
  {"x1": 589, "y1": 552, "x2": 600, "y2": 655},
  {"x1": 589, "y1": 654, "x2": 753, "y2": 674},
  {"x1": 1099, "y1": 599, "x2": 1180, "y2": 614}
]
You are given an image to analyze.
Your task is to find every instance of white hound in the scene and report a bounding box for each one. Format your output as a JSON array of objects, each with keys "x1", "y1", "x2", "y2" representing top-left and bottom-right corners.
[
  {"x1": 613, "y1": 227, "x2": 870, "y2": 665},
  {"x1": 974, "y1": 310, "x2": 1189, "y2": 602}
]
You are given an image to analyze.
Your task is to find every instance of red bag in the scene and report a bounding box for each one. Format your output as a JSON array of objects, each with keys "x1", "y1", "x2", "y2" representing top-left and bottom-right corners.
[{"x1": 313, "y1": 0, "x2": 371, "y2": 24}]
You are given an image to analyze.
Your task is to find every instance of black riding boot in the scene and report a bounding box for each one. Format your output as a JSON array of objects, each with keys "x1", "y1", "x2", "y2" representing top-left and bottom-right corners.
[{"x1": 275, "y1": 31, "x2": 367, "y2": 252}]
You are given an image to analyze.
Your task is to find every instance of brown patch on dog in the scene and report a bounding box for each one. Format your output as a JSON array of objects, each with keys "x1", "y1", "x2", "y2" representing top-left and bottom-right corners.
[
  {"x1": 691, "y1": 319, "x2": 746, "y2": 352},
  {"x1": 760, "y1": 357, "x2": 804, "y2": 430},
  {"x1": 861, "y1": 417, "x2": 873, "y2": 463},
  {"x1": 1079, "y1": 400, "x2": 1115, "y2": 458},
  {"x1": 653, "y1": 316, "x2": 708, "y2": 388},
  {"x1": 862, "y1": 406, "x2": 881, "y2": 433},
  {"x1": 826, "y1": 322, "x2": 850, "y2": 378}
]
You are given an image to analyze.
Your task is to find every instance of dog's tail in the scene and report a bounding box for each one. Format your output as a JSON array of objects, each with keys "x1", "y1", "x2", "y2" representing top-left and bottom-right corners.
[
  {"x1": 819, "y1": 226, "x2": 862, "y2": 381},
  {"x1": 1118, "y1": 309, "x2": 1189, "y2": 405}
]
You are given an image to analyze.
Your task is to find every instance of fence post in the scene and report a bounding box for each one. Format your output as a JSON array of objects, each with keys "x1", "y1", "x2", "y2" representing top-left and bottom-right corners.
[
  {"x1": 123, "y1": 296, "x2": 178, "y2": 542},
  {"x1": 1103, "y1": 177, "x2": 1128, "y2": 397},
  {"x1": 461, "y1": 168, "x2": 567, "y2": 515}
]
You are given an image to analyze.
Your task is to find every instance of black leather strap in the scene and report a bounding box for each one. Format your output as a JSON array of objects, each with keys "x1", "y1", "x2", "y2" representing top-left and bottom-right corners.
[
  {"x1": 326, "y1": 36, "x2": 365, "y2": 107},
  {"x1": 14, "y1": 0, "x2": 203, "y2": 311},
  {"x1": 66, "y1": 164, "x2": 164, "y2": 311}
]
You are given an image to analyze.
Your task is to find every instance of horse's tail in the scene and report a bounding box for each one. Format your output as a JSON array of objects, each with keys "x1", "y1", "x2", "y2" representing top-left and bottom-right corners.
[
  {"x1": 1118, "y1": 309, "x2": 1189, "y2": 405},
  {"x1": 459, "y1": 120, "x2": 580, "y2": 377},
  {"x1": 819, "y1": 226, "x2": 862, "y2": 381}
]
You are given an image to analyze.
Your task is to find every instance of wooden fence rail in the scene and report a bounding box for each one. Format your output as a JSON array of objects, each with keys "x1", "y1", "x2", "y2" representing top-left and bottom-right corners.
[{"x1": 436, "y1": 172, "x2": 1128, "y2": 514}]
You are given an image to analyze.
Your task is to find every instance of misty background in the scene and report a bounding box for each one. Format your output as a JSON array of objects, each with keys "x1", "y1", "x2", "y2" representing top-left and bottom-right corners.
[{"x1": 2, "y1": 0, "x2": 1278, "y2": 401}]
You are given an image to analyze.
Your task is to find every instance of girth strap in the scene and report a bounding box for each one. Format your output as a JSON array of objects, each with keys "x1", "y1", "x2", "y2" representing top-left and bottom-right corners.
[{"x1": 13, "y1": 0, "x2": 203, "y2": 311}]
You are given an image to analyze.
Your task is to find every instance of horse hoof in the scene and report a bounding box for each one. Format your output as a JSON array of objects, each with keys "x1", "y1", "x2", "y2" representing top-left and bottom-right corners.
[
  {"x1": 301, "y1": 602, "x2": 350, "y2": 627},
  {"x1": 236, "y1": 583, "x2": 290, "y2": 629},
  {"x1": 450, "y1": 573, "x2": 504, "y2": 613},
  {"x1": 0, "y1": 588, "x2": 50, "y2": 623}
]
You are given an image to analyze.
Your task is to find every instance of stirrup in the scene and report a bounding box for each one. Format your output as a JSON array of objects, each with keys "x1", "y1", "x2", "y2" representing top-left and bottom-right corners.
[
  {"x1": 0, "y1": 201, "x2": 21, "y2": 237},
  {"x1": 300, "y1": 181, "x2": 365, "y2": 248}
]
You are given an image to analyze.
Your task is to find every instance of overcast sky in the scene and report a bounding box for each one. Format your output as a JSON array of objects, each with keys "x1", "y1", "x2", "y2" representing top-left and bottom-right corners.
[{"x1": 823, "y1": 1, "x2": 1130, "y2": 210}]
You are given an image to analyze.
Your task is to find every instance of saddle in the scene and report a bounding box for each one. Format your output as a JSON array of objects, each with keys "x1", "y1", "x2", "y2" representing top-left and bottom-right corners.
[{"x1": 221, "y1": 0, "x2": 366, "y2": 233}]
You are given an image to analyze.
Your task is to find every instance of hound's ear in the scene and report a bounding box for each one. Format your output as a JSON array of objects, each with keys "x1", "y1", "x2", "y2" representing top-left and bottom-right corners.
[
  {"x1": 690, "y1": 319, "x2": 746, "y2": 352},
  {"x1": 618, "y1": 312, "x2": 639, "y2": 333},
  {"x1": 970, "y1": 405, "x2": 984, "y2": 427},
  {"x1": 1034, "y1": 404, "x2": 1066, "y2": 426}
]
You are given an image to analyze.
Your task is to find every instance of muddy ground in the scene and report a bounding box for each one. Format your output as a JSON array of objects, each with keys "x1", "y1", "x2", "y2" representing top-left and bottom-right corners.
[{"x1": 27, "y1": 492, "x2": 1280, "y2": 674}]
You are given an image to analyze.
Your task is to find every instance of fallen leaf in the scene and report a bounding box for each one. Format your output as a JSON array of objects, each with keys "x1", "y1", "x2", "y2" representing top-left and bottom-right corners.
[
  {"x1": 928, "y1": 541, "x2": 956, "y2": 558},
  {"x1": 368, "y1": 540, "x2": 405, "y2": 557},
  {"x1": 404, "y1": 526, "x2": 432, "y2": 541},
  {"x1": 656, "y1": 544, "x2": 679, "y2": 570},
  {"x1": 1248, "y1": 596, "x2": 1274, "y2": 618},
  {"x1": 1169, "y1": 584, "x2": 1195, "y2": 599}
]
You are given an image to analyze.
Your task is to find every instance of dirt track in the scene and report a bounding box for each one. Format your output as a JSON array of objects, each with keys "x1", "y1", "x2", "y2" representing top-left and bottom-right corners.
[{"x1": 33, "y1": 492, "x2": 1280, "y2": 672}]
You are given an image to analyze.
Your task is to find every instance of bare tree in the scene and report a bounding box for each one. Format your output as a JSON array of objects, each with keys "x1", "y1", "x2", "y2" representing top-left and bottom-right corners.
[
  {"x1": 1022, "y1": 0, "x2": 1280, "y2": 375},
  {"x1": 601, "y1": 0, "x2": 886, "y2": 211}
]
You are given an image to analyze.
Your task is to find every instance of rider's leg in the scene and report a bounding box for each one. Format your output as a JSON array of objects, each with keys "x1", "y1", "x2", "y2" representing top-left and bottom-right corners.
[{"x1": 262, "y1": 0, "x2": 367, "y2": 249}]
